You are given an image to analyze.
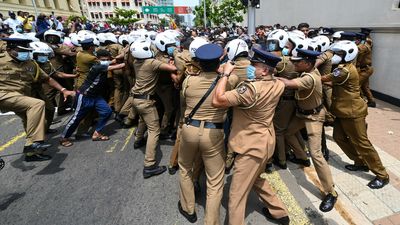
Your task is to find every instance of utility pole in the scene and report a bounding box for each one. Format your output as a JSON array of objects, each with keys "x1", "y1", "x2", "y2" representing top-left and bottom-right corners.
[
  {"x1": 247, "y1": 4, "x2": 255, "y2": 35},
  {"x1": 31, "y1": 0, "x2": 39, "y2": 17},
  {"x1": 203, "y1": 0, "x2": 207, "y2": 29}
]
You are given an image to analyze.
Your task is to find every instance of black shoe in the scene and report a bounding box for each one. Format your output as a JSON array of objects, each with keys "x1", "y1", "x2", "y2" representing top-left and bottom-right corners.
[
  {"x1": 367, "y1": 101, "x2": 376, "y2": 108},
  {"x1": 265, "y1": 163, "x2": 274, "y2": 173},
  {"x1": 46, "y1": 128, "x2": 58, "y2": 134},
  {"x1": 23, "y1": 142, "x2": 52, "y2": 153},
  {"x1": 262, "y1": 207, "x2": 290, "y2": 225},
  {"x1": 143, "y1": 165, "x2": 167, "y2": 179},
  {"x1": 178, "y1": 201, "x2": 197, "y2": 223},
  {"x1": 319, "y1": 193, "x2": 337, "y2": 212},
  {"x1": 75, "y1": 133, "x2": 92, "y2": 140},
  {"x1": 159, "y1": 132, "x2": 171, "y2": 140},
  {"x1": 367, "y1": 176, "x2": 389, "y2": 189},
  {"x1": 133, "y1": 139, "x2": 146, "y2": 149},
  {"x1": 25, "y1": 153, "x2": 52, "y2": 162},
  {"x1": 114, "y1": 113, "x2": 125, "y2": 123},
  {"x1": 273, "y1": 158, "x2": 287, "y2": 169},
  {"x1": 168, "y1": 165, "x2": 178, "y2": 175},
  {"x1": 51, "y1": 119, "x2": 62, "y2": 125},
  {"x1": 289, "y1": 157, "x2": 311, "y2": 167},
  {"x1": 345, "y1": 164, "x2": 369, "y2": 172}
]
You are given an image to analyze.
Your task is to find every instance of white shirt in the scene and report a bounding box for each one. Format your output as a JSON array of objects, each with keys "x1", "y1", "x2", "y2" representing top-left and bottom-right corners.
[
  {"x1": 56, "y1": 20, "x2": 64, "y2": 31},
  {"x1": 3, "y1": 18, "x2": 22, "y2": 32}
]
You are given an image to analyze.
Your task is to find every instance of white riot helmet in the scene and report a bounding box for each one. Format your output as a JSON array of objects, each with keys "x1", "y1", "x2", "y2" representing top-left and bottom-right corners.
[
  {"x1": 70, "y1": 33, "x2": 81, "y2": 46},
  {"x1": 146, "y1": 31, "x2": 158, "y2": 43},
  {"x1": 77, "y1": 30, "x2": 99, "y2": 46},
  {"x1": 330, "y1": 40, "x2": 358, "y2": 63},
  {"x1": 225, "y1": 39, "x2": 249, "y2": 60},
  {"x1": 118, "y1": 34, "x2": 131, "y2": 46},
  {"x1": 189, "y1": 37, "x2": 209, "y2": 58},
  {"x1": 290, "y1": 30, "x2": 306, "y2": 39},
  {"x1": 332, "y1": 31, "x2": 343, "y2": 43},
  {"x1": 44, "y1": 29, "x2": 64, "y2": 43},
  {"x1": 9, "y1": 33, "x2": 27, "y2": 39},
  {"x1": 155, "y1": 32, "x2": 176, "y2": 52},
  {"x1": 97, "y1": 32, "x2": 118, "y2": 45},
  {"x1": 129, "y1": 30, "x2": 142, "y2": 42},
  {"x1": 25, "y1": 32, "x2": 40, "y2": 42},
  {"x1": 266, "y1": 29, "x2": 288, "y2": 51},
  {"x1": 130, "y1": 40, "x2": 154, "y2": 59},
  {"x1": 313, "y1": 35, "x2": 331, "y2": 52},
  {"x1": 307, "y1": 38, "x2": 319, "y2": 51},
  {"x1": 29, "y1": 41, "x2": 54, "y2": 63},
  {"x1": 288, "y1": 33, "x2": 308, "y2": 57},
  {"x1": 137, "y1": 29, "x2": 149, "y2": 40}
]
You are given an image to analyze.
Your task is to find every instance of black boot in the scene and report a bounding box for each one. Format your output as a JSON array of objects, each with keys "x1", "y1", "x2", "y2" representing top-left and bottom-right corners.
[
  {"x1": 178, "y1": 201, "x2": 197, "y2": 223},
  {"x1": 134, "y1": 139, "x2": 146, "y2": 149},
  {"x1": 25, "y1": 153, "x2": 52, "y2": 162},
  {"x1": 262, "y1": 207, "x2": 290, "y2": 225},
  {"x1": 367, "y1": 176, "x2": 389, "y2": 189},
  {"x1": 319, "y1": 192, "x2": 338, "y2": 212}
]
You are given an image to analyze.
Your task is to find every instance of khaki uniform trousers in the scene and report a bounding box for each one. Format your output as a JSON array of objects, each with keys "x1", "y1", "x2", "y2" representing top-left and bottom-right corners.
[
  {"x1": 285, "y1": 113, "x2": 335, "y2": 193},
  {"x1": 155, "y1": 84, "x2": 174, "y2": 134},
  {"x1": 333, "y1": 117, "x2": 388, "y2": 179},
  {"x1": 179, "y1": 124, "x2": 225, "y2": 225},
  {"x1": 273, "y1": 98, "x2": 297, "y2": 163},
  {"x1": 0, "y1": 92, "x2": 46, "y2": 145},
  {"x1": 358, "y1": 66, "x2": 375, "y2": 103},
  {"x1": 31, "y1": 85, "x2": 55, "y2": 131},
  {"x1": 229, "y1": 154, "x2": 288, "y2": 225},
  {"x1": 119, "y1": 96, "x2": 137, "y2": 120},
  {"x1": 113, "y1": 69, "x2": 130, "y2": 113},
  {"x1": 322, "y1": 84, "x2": 335, "y2": 123},
  {"x1": 133, "y1": 98, "x2": 160, "y2": 167}
]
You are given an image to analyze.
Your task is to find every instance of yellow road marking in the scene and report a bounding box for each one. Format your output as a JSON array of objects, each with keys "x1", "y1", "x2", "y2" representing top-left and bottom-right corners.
[
  {"x1": 0, "y1": 132, "x2": 26, "y2": 152},
  {"x1": 106, "y1": 140, "x2": 120, "y2": 153},
  {"x1": 261, "y1": 171, "x2": 311, "y2": 225},
  {"x1": 120, "y1": 127, "x2": 135, "y2": 152}
]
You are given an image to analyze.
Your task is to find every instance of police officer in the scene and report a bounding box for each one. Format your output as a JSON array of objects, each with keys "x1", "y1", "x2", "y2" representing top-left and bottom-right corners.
[
  {"x1": 0, "y1": 37, "x2": 74, "y2": 161},
  {"x1": 130, "y1": 40, "x2": 177, "y2": 179},
  {"x1": 213, "y1": 47, "x2": 289, "y2": 225},
  {"x1": 355, "y1": 32, "x2": 376, "y2": 107},
  {"x1": 223, "y1": 38, "x2": 250, "y2": 172},
  {"x1": 278, "y1": 49, "x2": 338, "y2": 212},
  {"x1": 178, "y1": 43, "x2": 238, "y2": 225},
  {"x1": 322, "y1": 41, "x2": 389, "y2": 189}
]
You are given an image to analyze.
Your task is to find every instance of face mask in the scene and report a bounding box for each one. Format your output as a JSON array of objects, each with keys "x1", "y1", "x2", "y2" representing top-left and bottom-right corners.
[
  {"x1": 167, "y1": 46, "x2": 175, "y2": 56},
  {"x1": 246, "y1": 65, "x2": 256, "y2": 80},
  {"x1": 282, "y1": 47, "x2": 290, "y2": 56},
  {"x1": 175, "y1": 41, "x2": 180, "y2": 47},
  {"x1": 361, "y1": 40, "x2": 366, "y2": 44},
  {"x1": 100, "y1": 60, "x2": 112, "y2": 66},
  {"x1": 37, "y1": 55, "x2": 48, "y2": 63},
  {"x1": 268, "y1": 43, "x2": 276, "y2": 52},
  {"x1": 16, "y1": 52, "x2": 31, "y2": 61},
  {"x1": 16, "y1": 27, "x2": 23, "y2": 33},
  {"x1": 331, "y1": 54, "x2": 342, "y2": 65}
]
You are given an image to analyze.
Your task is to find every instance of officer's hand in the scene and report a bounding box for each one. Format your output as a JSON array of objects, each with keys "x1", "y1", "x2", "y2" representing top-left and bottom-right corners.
[
  {"x1": 223, "y1": 60, "x2": 236, "y2": 75},
  {"x1": 63, "y1": 90, "x2": 76, "y2": 102}
]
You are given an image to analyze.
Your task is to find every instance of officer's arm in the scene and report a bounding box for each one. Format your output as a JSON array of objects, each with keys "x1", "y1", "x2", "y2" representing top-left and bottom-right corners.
[
  {"x1": 47, "y1": 78, "x2": 76, "y2": 101},
  {"x1": 159, "y1": 63, "x2": 177, "y2": 73},
  {"x1": 321, "y1": 74, "x2": 333, "y2": 82},
  {"x1": 212, "y1": 61, "x2": 235, "y2": 108},
  {"x1": 108, "y1": 63, "x2": 125, "y2": 71},
  {"x1": 276, "y1": 77, "x2": 299, "y2": 89}
]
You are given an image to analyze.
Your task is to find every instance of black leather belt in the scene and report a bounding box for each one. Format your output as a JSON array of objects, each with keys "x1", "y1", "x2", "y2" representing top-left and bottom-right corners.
[
  {"x1": 297, "y1": 104, "x2": 323, "y2": 115},
  {"x1": 281, "y1": 96, "x2": 295, "y2": 100},
  {"x1": 132, "y1": 94, "x2": 155, "y2": 100},
  {"x1": 185, "y1": 118, "x2": 223, "y2": 129}
]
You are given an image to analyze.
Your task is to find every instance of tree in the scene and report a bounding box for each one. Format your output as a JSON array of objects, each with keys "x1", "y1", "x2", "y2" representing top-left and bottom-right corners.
[
  {"x1": 194, "y1": 0, "x2": 247, "y2": 27},
  {"x1": 107, "y1": 7, "x2": 141, "y2": 26}
]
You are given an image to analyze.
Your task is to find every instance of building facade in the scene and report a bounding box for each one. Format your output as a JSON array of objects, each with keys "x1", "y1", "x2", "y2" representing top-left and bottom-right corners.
[
  {"x1": 82, "y1": 0, "x2": 160, "y2": 23},
  {"x1": 250, "y1": 0, "x2": 400, "y2": 101},
  {"x1": 0, "y1": 0, "x2": 81, "y2": 18}
]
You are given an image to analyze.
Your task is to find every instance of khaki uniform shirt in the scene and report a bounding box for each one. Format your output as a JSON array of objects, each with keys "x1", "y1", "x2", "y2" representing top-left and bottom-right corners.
[
  {"x1": 317, "y1": 51, "x2": 334, "y2": 75},
  {"x1": 276, "y1": 56, "x2": 298, "y2": 96},
  {"x1": 0, "y1": 55, "x2": 49, "y2": 96},
  {"x1": 182, "y1": 72, "x2": 238, "y2": 123},
  {"x1": 232, "y1": 57, "x2": 251, "y2": 84},
  {"x1": 156, "y1": 53, "x2": 173, "y2": 85},
  {"x1": 356, "y1": 43, "x2": 372, "y2": 68},
  {"x1": 225, "y1": 77, "x2": 285, "y2": 159},
  {"x1": 75, "y1": 50, "x2": 97, "y2": 89},
  {"x1": 131, "y1": 58, "x2": 165, "y2": 95},
  {"x1": 327, "y1": 63, "x2": 368, "y2": 118}
]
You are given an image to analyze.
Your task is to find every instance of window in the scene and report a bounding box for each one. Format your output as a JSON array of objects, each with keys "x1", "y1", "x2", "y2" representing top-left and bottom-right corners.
[
  {"x1": 91, "y1": 12, "x2": 95, "y2": 18},
  {"x1": 113, "y1": 2, "x2": 117, "y2": 6}
]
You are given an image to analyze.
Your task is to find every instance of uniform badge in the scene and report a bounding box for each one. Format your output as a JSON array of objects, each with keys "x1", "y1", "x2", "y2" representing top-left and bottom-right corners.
[
  {"x1": 333, "y1": 68, "x2": 341, "y2": 77},
  {"x1": 237, "y1": 85, "x2": 247, "y2": 94}
]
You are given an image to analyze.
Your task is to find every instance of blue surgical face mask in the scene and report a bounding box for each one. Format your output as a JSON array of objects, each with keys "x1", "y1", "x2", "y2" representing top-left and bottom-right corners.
[
  {"x1": 268, "y1": 43, "x2": 277, "y2": 52},
  {"x1": 37, "y1": 55, "x2": 48, "y2": 63},
  {"x1": 100, "y1": 60, "x2": 112, "y2": 66},
  {"x1": 175, "y1": 41, "x2": 181, "y2": 47},
  {"x1": 282, "y1": 47, "x2": 290, "y2": 56},
  {"x1": 167, "y1": 46, "x2": 176, "y2": 56},
  {"x1": 246, "y1": 65, "x2": 256, "y2": 80},
  {"x1": 16, "y1": 52, "x2": 31, "y2": 61},
  {"x1": 16, "y1": 27, "x2": 23, "y2": 33}
]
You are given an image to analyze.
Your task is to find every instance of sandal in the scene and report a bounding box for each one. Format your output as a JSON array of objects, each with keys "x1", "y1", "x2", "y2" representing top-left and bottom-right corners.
[
  {"x1": 92, "y1": 132, "x2": 110, "y2": 141},
  {"x1": 59, "y1": 138, "x2": 73, "y2": 147}
]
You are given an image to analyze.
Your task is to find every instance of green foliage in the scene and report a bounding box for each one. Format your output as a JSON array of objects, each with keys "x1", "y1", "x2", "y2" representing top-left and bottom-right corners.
[
  {"x1": 107, "y1": 7, "x2": 141, "y2": 26},
  {"x1": 194, "y1": 0, "x2": 247, "y2": 27}
]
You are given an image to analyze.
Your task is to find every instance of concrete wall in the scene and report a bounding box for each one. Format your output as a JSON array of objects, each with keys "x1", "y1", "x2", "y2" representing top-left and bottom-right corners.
[
  {"x1": 0, "y1": 0, "x2": 81, "y2": 18},
  {"x1": 251, "y1": 0, "x2": 400, "y2": 99}
]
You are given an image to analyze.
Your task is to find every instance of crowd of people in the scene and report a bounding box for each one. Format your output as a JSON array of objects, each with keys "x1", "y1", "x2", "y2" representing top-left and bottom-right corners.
[{"x1": 0, "y1": 11, "x2": 388, "y2": 225}]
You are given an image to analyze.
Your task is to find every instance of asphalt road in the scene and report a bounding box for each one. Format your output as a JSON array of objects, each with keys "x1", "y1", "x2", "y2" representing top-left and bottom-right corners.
[{"x1": 0, "y1": 113, "x2": 329, "y2": 225}]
